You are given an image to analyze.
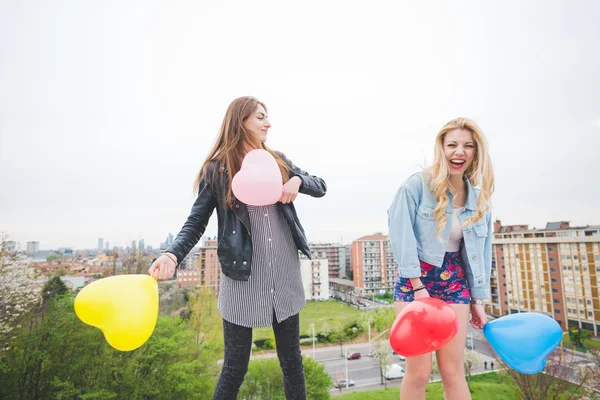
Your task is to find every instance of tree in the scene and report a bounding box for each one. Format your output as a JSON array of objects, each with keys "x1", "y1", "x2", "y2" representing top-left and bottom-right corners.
[
  {"x1": 41, "y1": 276, "x2": 68, "y2": 305},
  {"x1": 238, "y1": 356, "x2": 331, "y2": 400},
  {"x1": 372, "y1": 340, "x2": 392, "y2": 386},
  {"x1": 496, "y1": 347, "x2": 590, "y2": 400},
  {"x1": 46, "y1": 253, "x2": 62, "y2": 262},
  {"x1": 0, "y1": 294, "x2": 220, "y2": 399},
  {"x1": 576, "y1": 348, "x2": 600, "y2": 399},
  {"x1": 187, "y1": 287, "x2": 223, "y2": 348},
  {"x1": 569, "y1": 328, "x2": 592, "y2": 348},
  {"x1": 329, "y1": 324, "x2": 346, "y2": 357},
  {"x1": 0, "y1": 235, "x2": 42, "y2": 349},
  {"x1": 463, "y1": 349, "x2": 480, "y2": 391}
]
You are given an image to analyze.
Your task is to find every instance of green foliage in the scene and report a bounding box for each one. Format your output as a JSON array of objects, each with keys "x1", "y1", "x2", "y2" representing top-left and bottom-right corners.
[
  {"x1": 46, "y1": 253, "x2": 63, "y2": 262},
  {"x1": 337, "y1": 372, "x2": 520, "y2": 399},
  {"x1": 254, "y1": 301, "x2": 362, "y2": 341},
  {"x1": 568, "y1": 328, "x2": 593, "y2": 348},
  {"x1": 187, "y1": 287, "x2": 223, "y2": 348},
  {"x1": 42, "y1": 276, "x2": 68, "y2": 304},
  {"x1": 375, "y1": 292, "x2": 393, "y2": 304},
  {"x1": 0, "y1": 294, "x2": 220, "y2": 400},
  {"x1": 237, "y1": 356, "x2": 332, "y2": 400}
]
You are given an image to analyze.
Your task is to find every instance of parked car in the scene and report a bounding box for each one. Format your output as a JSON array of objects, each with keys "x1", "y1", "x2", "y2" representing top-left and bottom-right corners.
[
  {"x1": 334, "y1": 379, "x2": 356, "y2": 388},
  {"x1": 347, "y1": 352, "x2": 361, "y2": 360},
  {"x1": 384, "y1": 363, "x2": 406, "y2": 380}
]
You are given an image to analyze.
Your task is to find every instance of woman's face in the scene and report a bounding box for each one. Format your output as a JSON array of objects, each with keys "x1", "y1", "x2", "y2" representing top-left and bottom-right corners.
[
  {"x1": 243, "y1": 104, "x2": 271, "y2": 143},
  {"x1": 443, "y1": 128, "x2": 476, "y2": 178}
]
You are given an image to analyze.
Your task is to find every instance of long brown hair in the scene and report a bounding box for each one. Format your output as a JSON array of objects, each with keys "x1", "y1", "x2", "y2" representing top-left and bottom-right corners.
[
  {"x1": 195, "y1": 96, "x2": 291, "y2": 208},
  {"x1": 426, "y1": 117, "x2": 495, "y2": 237}
]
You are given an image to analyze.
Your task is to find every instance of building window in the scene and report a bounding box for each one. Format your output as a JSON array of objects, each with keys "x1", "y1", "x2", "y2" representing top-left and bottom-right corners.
[
  {"x1": 551, "y1": 278, "x2": 558, "y2": 283},
  {"x1": 555, "y1": 309, "x2": 561, "y2": 314},
  {"x1": 553, "y1": 299, "x2": 560, "y2": 304},
  {"x1": 552, "y1": 288, "x2": 558, "y2": 293},
  {"x1": 549, "y1": 258, "x2": 555, "y2": 262},
  {"x1": 550, "y1": 268, "x2": 556, "y2": 272}
]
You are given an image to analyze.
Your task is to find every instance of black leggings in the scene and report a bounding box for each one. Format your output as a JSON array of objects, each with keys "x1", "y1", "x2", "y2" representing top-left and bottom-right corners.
[{"x1": 213, "y1": 313, "x2": 306, "y2": 399}]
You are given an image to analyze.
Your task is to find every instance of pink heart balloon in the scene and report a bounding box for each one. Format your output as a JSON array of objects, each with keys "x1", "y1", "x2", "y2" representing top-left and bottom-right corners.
[{"x1": 232, "y1": 149, "x2": 283, "y2": 206}]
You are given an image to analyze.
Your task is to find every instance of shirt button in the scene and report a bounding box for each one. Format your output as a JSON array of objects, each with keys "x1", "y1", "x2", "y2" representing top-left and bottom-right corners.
[
  {"x1": 243, "y1": 261, "x2": 247, "y2": 265},
  {"x1": 271, "y1": 289, "x2": 274, "y2": 293},
  {"x1": 468, "y1": 230, "x2": 472, "y2": 235},
  {"x1": 235, "y1": 205, "x2": 239, "y2": 208},
  {"x1": 472, "y1": 255, "x2": 477, "y2": 260},
  {"x1": 232, "y1": 231, "x2": 236, "y2": 235},
  {"x1": 268, "y1": 238, "x2": 272, "y2": 241},
  {"x1": 233, "y1": 261, "x2": 237, "y2": 265},
  {"x1": 264, "y1": 213, "x2": 268, "y2": 217}
]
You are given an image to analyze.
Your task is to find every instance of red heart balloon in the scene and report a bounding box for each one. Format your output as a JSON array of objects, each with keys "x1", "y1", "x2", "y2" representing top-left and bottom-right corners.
[{"x1": 389, "y1": 297, "x2": 459, "y2": 357}]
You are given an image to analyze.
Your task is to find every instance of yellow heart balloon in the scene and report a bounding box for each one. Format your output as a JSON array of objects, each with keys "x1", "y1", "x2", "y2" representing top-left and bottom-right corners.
[{"x1": 74, "y1": 274, "x2": 158, "y2": 351}]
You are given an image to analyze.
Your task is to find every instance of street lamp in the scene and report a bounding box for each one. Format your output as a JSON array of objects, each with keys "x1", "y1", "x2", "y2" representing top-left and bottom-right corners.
[
  {"x1": 367, "y1": 318, "x2": 372, "y2": 356},
  {"x1": 310, "y1": 323, "x2": 316, "y2": 359},
  {"x1": 344, "y1": 347, "x2": 351, "y2": 389}
]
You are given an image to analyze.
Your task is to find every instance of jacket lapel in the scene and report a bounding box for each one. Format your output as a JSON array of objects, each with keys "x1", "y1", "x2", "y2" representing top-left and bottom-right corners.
[{"x1": 232, "y1": 198, "x2": 251, "y2": 233}]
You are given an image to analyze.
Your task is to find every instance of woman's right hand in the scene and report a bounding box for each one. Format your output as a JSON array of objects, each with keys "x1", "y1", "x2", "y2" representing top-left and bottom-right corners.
[
  {"x1": 148, "y1": 254, "x2": 177, "y2": 280},
  {"x1": 414, "y1": 288, "x2": 430, "y2": 300}
]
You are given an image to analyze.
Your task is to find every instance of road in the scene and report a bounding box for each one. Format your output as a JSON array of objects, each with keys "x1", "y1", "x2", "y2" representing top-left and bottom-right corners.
[{"x1": 304, "y1": 326, "x2": 498, "y2": 395}]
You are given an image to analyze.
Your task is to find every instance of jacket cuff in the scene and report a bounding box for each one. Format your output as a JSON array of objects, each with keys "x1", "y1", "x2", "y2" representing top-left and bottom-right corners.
[
  {"x1": 469, "y1": 287, "x2": 490, "y2": 300},
  {"x1": 398, "y1": 266, "x2": 422, "y2": 279}
]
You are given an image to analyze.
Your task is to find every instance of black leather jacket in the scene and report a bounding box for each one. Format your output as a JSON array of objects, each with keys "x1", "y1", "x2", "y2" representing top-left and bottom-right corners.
[{"x1": 166, "y1": 152, "x2": 327, "y2": 281}]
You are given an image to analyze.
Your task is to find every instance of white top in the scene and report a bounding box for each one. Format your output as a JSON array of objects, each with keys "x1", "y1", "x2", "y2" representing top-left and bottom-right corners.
[{"x1": 446, "y1": 207, "x2": 464, "y2": 252}]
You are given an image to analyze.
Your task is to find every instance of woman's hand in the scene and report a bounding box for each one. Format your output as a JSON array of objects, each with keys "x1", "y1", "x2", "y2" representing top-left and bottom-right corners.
[
  {"x1": 148, "y1": 254, "x2": 177, "y2": 280},
  {"x1": 470, "y1": 303, "x2": 487, "y2": 330},
  {"x1": 279, "y1": 176, "x2": 302, "y2": 204}
]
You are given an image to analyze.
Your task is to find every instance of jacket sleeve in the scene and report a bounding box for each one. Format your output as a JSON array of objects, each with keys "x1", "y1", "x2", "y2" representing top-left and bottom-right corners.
[
  {"x1": 472, "y1": 211, "x2": 493, "y2": 299},
  {"x1": 166, "y1": 172, "x2": 217, "y2": 267},
  {"x1": 388, "y1": 182, "x2": 422, "y2": 279},
  {"x1": 277, "y1": 152, "x2": 327, "y2": 198}
]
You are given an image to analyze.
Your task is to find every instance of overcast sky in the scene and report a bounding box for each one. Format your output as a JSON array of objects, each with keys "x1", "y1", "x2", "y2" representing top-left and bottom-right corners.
[{"x1": 1, "y1": 0, "x2": 599, "y2": 250}]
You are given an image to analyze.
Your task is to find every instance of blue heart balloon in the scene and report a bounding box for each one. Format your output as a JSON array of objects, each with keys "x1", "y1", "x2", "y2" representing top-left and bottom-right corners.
[{"x1": 483, "y1": 312, "x2": 562, "y2": 374}]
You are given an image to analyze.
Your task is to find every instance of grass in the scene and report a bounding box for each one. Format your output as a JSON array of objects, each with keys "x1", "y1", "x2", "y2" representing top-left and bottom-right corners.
[
  {"x1": 253, "y1": 301, "x2": 363, "y2": 340},
  {"x1": 562, "y1": 332, "x2": 600, "y2": 351},
  {"x1": 335, "y1": 371, "x2": 587, "y2": 399},
  {"x1": 335, "y1": 373, "x2": 516, "y2": 399}
]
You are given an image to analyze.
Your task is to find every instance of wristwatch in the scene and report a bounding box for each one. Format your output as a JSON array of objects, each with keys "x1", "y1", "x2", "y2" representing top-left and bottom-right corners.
[{"x1": 470, "y1": 299, "x2": 484, "y2": 305}]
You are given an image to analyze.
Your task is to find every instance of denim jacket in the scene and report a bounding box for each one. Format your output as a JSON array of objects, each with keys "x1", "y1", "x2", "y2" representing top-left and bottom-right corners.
[{"x1": 387, "y1": 172, "x2": 492, "y2": 299}]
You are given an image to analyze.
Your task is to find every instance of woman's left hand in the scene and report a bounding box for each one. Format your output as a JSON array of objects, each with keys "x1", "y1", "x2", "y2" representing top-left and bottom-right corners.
[
  {"x1": 279, "y1": 176, "x2": 302, "y2": 204},
  {"x1": 470, "y1": 303, "x2": 487, "y2": 330}
]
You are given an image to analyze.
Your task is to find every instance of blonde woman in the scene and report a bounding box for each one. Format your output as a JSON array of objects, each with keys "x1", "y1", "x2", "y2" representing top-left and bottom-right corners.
[{"x1": 388, "y1": 118, "x2": 494, "y2": 400}]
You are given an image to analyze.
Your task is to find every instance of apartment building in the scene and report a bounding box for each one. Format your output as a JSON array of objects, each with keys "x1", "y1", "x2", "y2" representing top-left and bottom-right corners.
[
  {"x1": 489, "y1": 221, "x2": 600, "y2": 333},
  {"x1": 351, "y1": 233, "x2": 397, "y2": 294},
  {"x1": 309, "y1": 243, "x2": 350, "y2": 279}
]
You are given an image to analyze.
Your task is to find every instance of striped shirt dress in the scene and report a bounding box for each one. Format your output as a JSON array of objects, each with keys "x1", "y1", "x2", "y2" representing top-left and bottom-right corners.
[{"x1": 218, "y1": 204, "x2": 306, "y2": 328}]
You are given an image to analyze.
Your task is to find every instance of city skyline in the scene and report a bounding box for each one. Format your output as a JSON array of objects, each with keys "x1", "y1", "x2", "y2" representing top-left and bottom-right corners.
[{"x1": 2, "y1": 1, "x2": 599, "y2": 250}]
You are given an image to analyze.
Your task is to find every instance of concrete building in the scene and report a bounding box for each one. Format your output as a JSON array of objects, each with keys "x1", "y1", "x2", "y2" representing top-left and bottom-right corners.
[
  {"x1": 27, "y1": 241, "x2": 39, "y2": 255},
  {"x1": 300, "y1": 258, "x2": 329, "y2": 300},
  {"x1": 489, "y1": 220, "x2": 600, "y2": 333},
  {"x1": 351, "y1": 233, "x2": 396, "y2": 294},
  {"x1": 309, "y1": 243, "x2": 350, "y2": 279}
]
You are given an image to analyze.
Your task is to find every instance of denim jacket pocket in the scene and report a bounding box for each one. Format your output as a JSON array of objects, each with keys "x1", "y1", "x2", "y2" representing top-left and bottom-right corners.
[
  {"x1": 473, "y1": 222, "x2": 488, "y2": 238},
  {"x1": 415, "y1": 204, "x2": 435, "y2": 244}
]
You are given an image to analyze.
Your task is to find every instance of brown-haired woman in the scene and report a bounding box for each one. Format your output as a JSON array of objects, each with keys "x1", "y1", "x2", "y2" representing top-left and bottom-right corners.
[{"x1": 148, "y1": 96, "x2": 326, "y2": 399}]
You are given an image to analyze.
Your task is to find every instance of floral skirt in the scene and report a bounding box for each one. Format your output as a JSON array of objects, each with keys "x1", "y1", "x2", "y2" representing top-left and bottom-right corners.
[{"x1": 393, "y1": 251, "x2": 471, "y2": 304}]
